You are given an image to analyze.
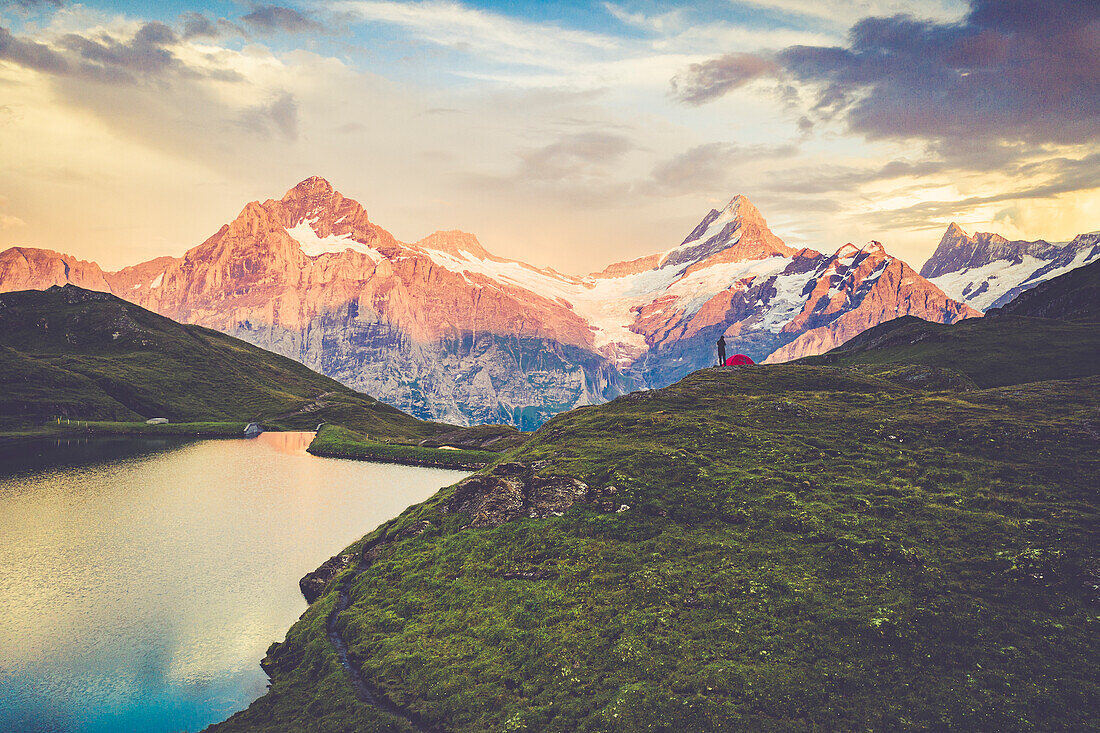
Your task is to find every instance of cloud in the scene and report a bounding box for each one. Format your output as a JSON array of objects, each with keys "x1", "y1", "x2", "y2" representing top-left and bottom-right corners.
[
  {"x1": 671, "y1": 0, "x2": 1100, "y2": 222},
  {"x1": 55, "y1": 21, "x2": 181, "y2": 83},
  {"x1": 0, "y1": 20, "x2": 248, "y2": 85},
  {"x1": 670, "y1": 52, "x2": 778, "y2": 104},
  {"x1": 680, "y1": 0, "x2": 1100, "y2": 149},
  {"x1": 859, "y1": 152, "x2": 1100, "y2": 230},
  {"x1": 241, "y1": 5, "x2": 324, "y2": 35},
  {"x1": 730, "y1": 0, "x2": 965, "y2": 27},
  {"x1": 2, "y1": 0, "x2": 65, "y2": 9},
  {"x1": 179, "y1": 12, "x2": 244, "y2": 41},
  {"x1": 0, "y1": 213, "x2": 26, "y2": 229},
  {"x1": 761, "y1": 159, "x2": 949, "y2": 195},
  {"x1": 519, "y1": 131, "x2": 634, "y2": 183},
  {"x1": 648, "y1": 141, "x2": 797, "y2": 195},
  {"x1": 239, "y1": 90, "x2": 299, "y2": 140},
  {"x1": 334, "y1": 0, "x2": 619, "y2": 71},
  {"x1": 0, "y1": 25, "x2": 68, "y2": 74}
]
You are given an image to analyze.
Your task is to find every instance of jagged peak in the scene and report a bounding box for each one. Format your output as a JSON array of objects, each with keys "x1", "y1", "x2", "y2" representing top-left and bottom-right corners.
[
  {"x1": 721, "y1": 194, "x2": 763, "y2": 222},
  {"x1": 944, "y1": 222, "x2": 967, "y2": 237},
  {"x1": 833, "y1": 241, "x2": 888, "y2": 261},
  {"x1": 835, "y1": 243, "x2": 861, "y2": 258},
  {"x1": 283, "y1": 176, "x2": 335, "y2": 200}
]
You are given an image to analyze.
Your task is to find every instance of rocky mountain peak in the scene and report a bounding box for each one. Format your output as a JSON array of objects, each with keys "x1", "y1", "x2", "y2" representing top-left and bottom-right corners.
[
  {"x1": 834, "y1": 241, "x2": 886, "y2": 261},
  {"x1": 723, "y1": 194, "x2": 764, "y2": 225},
  {"x1": 664, "y1": 194, "x2": 794, "y2": 273},
  {"x1": 921, "y1": 223, "x2": 1059, "y2": 279},
  {"x1": 0, "y1": 245, "x2": 113, "y2": 294},
  {"x1": 282, "y1": 176, "x2": 336, "y2": 202}
]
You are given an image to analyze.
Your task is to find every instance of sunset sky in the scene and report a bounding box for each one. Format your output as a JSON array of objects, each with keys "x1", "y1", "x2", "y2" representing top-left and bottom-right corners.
[{"x1": 0, "y1": 0, "x2": 1096, "y2": 272}]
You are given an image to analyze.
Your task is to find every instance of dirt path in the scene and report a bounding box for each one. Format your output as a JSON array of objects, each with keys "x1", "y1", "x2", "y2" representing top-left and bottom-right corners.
[{"x1": 326, "y1": 565, "x2": 442, "y2": 733}]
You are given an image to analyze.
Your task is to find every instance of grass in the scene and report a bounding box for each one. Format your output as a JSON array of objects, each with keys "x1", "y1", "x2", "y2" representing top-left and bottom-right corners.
[
  {"x1": 0, "y1": 420, "x2": 250, "y2": 442},
  {"x1": 0, "y1": 286, "x2": 452, "y2": 443},
  {"x1": 800, "y1": 314, "x2": 1100, "y2": 388},
  {"x1": 210, "y1": 364, "x2": 1100, "y2": 732},
  {"x1": 309, "y1": 425, "x2": 498, "y2": 469}
]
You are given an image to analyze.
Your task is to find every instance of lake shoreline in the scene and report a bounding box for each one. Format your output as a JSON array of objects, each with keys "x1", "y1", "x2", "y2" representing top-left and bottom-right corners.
[
  {"x1": 0, "y1": 421, "x2": 251, "y2": 447},
  {"x1": 307, "y1": 425, "x2": 498, "y2": 470},
  {"x1": 0, "y1": 432, "x2": 467, "y2": 733}
]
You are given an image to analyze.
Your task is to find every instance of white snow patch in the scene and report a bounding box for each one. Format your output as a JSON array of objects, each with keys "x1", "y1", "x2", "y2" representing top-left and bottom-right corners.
[
  {"x1": 927, "y1": 251, "x2": 1100, "y2": 311},
  {"x1": 758, "y1": 269, "x2": 817, "y2": 333},
  {"x1": 287, "y1": 221, "x2": 380, "y2": 260},
  {"x1": 418, "y1": 245, "x2": 676, "y2": 350},
  {"x1": 664, "y1": 257, "x2": 789, "y2": 316},
  {"x1": 150, "y1": 272, "x2": 163, "y2": 289},
  {"x1": 418, "y1": 237, "x2": 820, "y2": 355}
]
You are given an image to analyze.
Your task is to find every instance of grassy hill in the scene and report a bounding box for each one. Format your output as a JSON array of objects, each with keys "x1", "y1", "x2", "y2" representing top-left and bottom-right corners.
[
  {"x1": 209, "y1": 359, "x2": 1099, "y2": 731},
  {"x1": 206, "y1": 259, "x2": 1100, "y2": 732},
  {"x1": 0, "y1": 285, "x2": 453, "y2": 442},
  {"x1": 798, "y1": 259, "x2": 1100, "y2": 388},
  {"x1": 797, "y1": 314, "x2": 1100, "y2": 388}
]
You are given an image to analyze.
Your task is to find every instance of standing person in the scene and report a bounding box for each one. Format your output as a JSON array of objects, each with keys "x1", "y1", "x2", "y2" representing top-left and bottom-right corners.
[{"x1": 717, "y1": 335, "x2": 727, "y2": 366}]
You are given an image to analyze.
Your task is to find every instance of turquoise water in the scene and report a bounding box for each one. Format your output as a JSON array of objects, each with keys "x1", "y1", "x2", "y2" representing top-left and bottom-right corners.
[{"x1": 0, "y1": 433, "x2": 468, "y2": 733}]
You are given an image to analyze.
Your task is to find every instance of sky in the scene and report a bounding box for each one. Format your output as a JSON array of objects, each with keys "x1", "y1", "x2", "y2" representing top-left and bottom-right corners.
[{"x1": 0, "y1": 0, "x2": 1097, "y2": 273}]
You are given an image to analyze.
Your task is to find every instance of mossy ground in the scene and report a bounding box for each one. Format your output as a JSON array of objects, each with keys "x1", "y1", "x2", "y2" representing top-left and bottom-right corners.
[
  {"x1": 309, "y1": 425, "x2": 498, "y2": 469},
  {"x1": 211, "y1": 365, "x2": 1100, "y2": 732}
]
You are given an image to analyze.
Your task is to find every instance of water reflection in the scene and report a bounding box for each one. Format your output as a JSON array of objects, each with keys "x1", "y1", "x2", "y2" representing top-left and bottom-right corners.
[
  {"x1": 0, "y1": 436, "x2": 193, "y2": 480},
  {"x1": 0, "y1": 434, "x2": 468, "y2": 733},
  {"x1": 253, "y1": 430, "x2": 315, "y2": 455}
]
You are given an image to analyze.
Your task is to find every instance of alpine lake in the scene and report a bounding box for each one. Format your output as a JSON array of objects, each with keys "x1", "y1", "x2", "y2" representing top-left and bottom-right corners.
[{"x1": 0, "y1": 432, "x2": 468, "y2": 733}]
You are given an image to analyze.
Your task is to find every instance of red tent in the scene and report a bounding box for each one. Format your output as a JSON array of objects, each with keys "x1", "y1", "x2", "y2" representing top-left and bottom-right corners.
[{"x1": 724, "y1": 353, "x2": 755, "y2": 366}]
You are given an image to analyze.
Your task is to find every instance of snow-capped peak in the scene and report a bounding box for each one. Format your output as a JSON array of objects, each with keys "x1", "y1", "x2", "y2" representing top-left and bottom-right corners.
[{"x1": 835, "y1": 243, "x2": 861, "y2": 259}]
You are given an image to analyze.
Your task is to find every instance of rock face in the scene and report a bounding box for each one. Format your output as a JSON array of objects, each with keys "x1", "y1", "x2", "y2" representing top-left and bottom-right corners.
[
  {"x1": 763, "y1": 243, "x2": 979, "y2": 363},
  {"x1": 0, "y1": 176, "x2": 1035, "y2": 426},
  {"x1": 299, "y1": 551, "x2": 355, "y2": 603},
  {"x1": 0, "y1": 247, "x2": 112, "y2": 293},
  {"x1": 922, "y1": 223, "x2": 1100, "y2": 311}
]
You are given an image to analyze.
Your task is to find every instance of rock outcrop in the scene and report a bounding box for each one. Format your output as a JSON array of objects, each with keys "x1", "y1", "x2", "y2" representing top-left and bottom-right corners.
[
  {"x1": 299, "y1": 551, "x2": 356, "y2": 603},
  {"x1": 0, "y1": 247, "x2": 112, "y2": 293},
  {"x1": 443, "y1": 462, "x2": 594, "y2": 527}
]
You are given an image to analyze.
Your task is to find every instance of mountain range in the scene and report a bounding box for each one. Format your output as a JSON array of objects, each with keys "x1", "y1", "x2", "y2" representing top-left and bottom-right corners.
[
  {"x1": 1, "y1": 177, "x2": 1093, "y2": 426},
  {"x1": 210, "y1": 257, "x2": 1100, "y2": 733},
  {"x1": 922, "y1": 223, "x2": 1100, "y2": 310}
]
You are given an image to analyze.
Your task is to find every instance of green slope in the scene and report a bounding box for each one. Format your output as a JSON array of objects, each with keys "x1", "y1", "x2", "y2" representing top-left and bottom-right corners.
[
  {"x1": 0, "y1": 285, "x2": 446, "y2": 441},
  {"x1": 798, "y1": 259, "x2": 1100, "y2": 388},
  {"x1": 798, "y1": 314, "x2": 1099, "y2": 388},
  {"x1": 208, "y1": 261, "x2": 1100, "y2": 732},
  {"x1": 210, "y1": 363, "x2": 1099, "y2": 732}
]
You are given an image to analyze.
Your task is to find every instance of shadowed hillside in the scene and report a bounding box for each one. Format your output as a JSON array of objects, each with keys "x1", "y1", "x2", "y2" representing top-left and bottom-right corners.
[
  {"x1": 798, "y1": 260, "x2": 1100, "y2": 388},
  {"x1": 0, "y1": 285, "x2": 455, "y2": 442}
]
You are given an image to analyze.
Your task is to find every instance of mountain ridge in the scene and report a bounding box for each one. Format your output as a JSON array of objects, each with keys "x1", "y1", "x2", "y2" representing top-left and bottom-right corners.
[
  {"x1": 0, "y1": 177, "x2": 1051, "y2": 426},
  {"x1": 923, "y1": 222, "x2": 1100, "y2": 311}
]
